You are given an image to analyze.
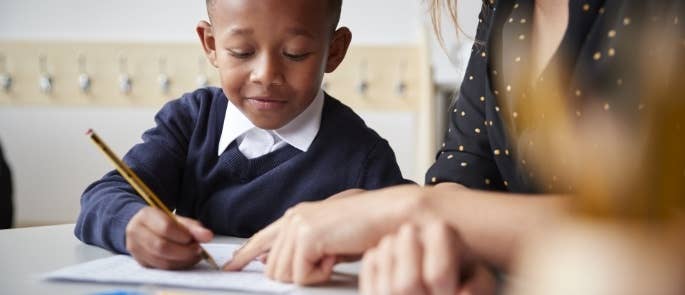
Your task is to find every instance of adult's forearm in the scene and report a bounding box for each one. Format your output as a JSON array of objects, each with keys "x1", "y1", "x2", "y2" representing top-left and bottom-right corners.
[{"x1": 419, "y1": 186, "x2": 566, "y2": 271}]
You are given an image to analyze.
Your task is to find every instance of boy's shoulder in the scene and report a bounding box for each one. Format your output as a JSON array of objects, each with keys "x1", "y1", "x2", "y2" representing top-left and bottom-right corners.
[{"x1": 319, "y1": 93, "x2": 386, "y2": 145}]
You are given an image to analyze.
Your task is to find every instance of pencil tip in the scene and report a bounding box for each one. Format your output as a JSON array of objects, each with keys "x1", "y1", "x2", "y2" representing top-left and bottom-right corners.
[{"x1": 85, "y1": 128, "x2": 93, "y2": 136}]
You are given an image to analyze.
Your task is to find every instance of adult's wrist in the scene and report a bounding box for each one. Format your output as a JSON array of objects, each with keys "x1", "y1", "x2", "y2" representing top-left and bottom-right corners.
[
  {"x1": 399, "y1": 185, "x2": 443, "y2": 224},
  {"x1": 365, "y1": 184, "x2": 429, "y2": 237}
]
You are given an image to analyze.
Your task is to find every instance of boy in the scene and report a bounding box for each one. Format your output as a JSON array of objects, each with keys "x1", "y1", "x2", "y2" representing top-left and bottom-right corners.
[{"x1": 75, "y1": 0, "x2": 408, "y2": 270}]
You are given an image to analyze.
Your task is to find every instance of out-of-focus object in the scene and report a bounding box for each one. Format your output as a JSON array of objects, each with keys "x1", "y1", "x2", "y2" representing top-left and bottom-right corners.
[
  {"x1": 0, "y1": 54, "x2": 12, "y2": 93},
  {"x1": 77, "y1": 54, "x2": 92, "y2": 93},
  {"x1": 510, "y1": 217, "x2": 685, "y2": 295},
  {"x1": 507, "y1": 4, "x2": 685, "y2": 294},
  {"x1": 38, "y1": 55, "x2": 52, "y2": 95},
  {"x1": 157, "y1": 57, "x2": 170, "y2": 95},
  {"x1": 118, "y1": 56, "x2": 132, "y2": 95}
]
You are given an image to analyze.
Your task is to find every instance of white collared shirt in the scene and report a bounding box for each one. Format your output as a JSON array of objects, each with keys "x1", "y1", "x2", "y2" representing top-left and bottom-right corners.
[{"x1": 217, "y1": 90, "x2": 324, "y2": 159}]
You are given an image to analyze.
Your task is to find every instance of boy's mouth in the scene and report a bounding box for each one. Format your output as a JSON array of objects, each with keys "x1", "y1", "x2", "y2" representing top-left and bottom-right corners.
[{"x1": 246, "y1": 97, "x2": 287, "y2": 110}]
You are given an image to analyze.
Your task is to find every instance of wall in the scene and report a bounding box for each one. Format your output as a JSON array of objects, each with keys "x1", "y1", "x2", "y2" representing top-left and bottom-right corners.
[{"x1": 0, "y1": 0, "x2": 479, "y2": 226}]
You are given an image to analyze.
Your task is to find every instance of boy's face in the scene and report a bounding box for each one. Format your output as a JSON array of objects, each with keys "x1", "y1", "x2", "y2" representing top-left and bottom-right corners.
[{"x1": 198, "y1": 0, "x2": 350, "y2": 130}]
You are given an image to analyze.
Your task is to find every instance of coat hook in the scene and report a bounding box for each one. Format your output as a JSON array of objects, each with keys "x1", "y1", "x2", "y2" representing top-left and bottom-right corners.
[
  {"x1": 0, "y1": 54, "x2": 11, "y2": 93},
  {"x1": 395, "y1": 60, "x2": 408, "y2": 97},
  {"x1": 38, "y1": 54, "x2": 53, "y2": 94},
  {"x1": 78, "y1": 54, "x2": 92, "y2": 93},
  {"x1": 118, "y1": 55, "x2": 132, "y2": 95},
  {"x1": 196, "y1": 56, "x2": 209, "y2": 88},
  {"x1": 158, "y1": 57, "x2": 171, "y2": 94},
  {"x1": 356, "y1": 60, "x2": 369, "y2": 96}
]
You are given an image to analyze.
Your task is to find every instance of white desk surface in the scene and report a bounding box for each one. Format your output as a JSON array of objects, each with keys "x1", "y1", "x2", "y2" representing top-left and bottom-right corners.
[{"x1": 0, "y1": 224, "x2": 359, "y2": 295}]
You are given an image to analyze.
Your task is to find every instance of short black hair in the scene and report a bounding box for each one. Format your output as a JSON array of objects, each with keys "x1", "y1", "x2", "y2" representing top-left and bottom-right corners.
[{"x1": 206, "y1": 0, "x2": 342, "y2": 30}]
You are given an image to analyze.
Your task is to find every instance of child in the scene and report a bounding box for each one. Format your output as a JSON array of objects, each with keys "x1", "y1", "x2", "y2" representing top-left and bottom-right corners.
[{"x1": 75, "y1": 0, "x2": 409, "y2": 270}]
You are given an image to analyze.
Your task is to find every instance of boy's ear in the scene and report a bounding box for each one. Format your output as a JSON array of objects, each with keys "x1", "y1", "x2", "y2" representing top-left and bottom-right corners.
[
  {"x1": 325, "y1": 27, "x2": 352, "y2": 73},
  {"x1": 196, "y1": 21, "x2": 219, "y2": 68}
]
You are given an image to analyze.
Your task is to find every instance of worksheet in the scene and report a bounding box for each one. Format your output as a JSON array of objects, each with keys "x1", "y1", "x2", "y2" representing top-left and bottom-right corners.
[{"x1": 43, "y1": 243, "x2": 293, "y2": 293}]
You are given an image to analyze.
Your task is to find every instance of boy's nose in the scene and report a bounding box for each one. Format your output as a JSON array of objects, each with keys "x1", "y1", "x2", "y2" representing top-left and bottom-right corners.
[{"x1": 249, "y1": 54, "x2": 285, "y2": 87}]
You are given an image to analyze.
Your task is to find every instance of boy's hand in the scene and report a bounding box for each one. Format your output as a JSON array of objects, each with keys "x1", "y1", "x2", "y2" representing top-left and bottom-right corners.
[{"x1": 125, "y1": 207, "x2": 213, "y2": 270}]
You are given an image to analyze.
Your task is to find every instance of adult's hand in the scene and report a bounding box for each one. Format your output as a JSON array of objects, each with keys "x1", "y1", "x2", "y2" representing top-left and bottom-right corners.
[
  {"x1": 223, "y1": 184, "x2": 426, "y2": 284},
  {"x1": 360, "y1": 219, "x2": 497, "y2": 295},
  {"x1": 126, "y1": 207, "x2": 214, "y2": 269}
]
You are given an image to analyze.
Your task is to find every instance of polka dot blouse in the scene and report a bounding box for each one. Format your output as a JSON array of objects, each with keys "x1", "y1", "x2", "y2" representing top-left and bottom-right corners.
[{"x1": 425, "y1": 0, "x2": 683, "y2": 193}]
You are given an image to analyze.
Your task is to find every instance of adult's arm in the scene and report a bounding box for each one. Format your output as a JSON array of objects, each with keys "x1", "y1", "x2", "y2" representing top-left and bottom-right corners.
[
  {"x1": 427, "y1": 183, "x2": 564, "y2": 271},
  {"x1": 225, "y1": 184, "x2": 564, "y2": 282}
]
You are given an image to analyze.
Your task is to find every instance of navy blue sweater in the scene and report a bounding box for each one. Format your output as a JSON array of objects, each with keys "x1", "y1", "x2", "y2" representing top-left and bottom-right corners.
[{"x1": 75, "y1": 87, "x2": 408, "y2": 254}]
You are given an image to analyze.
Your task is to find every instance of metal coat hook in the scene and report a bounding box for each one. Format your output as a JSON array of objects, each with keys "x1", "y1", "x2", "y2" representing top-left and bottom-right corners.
[
  {"x1": 38, "y1": 55, "x2": 53, "y2": 94},
  {"x1": 395, "y1": 60, "x2": 408, "y2": 97},
  {"x1": 196, "y1": 56, "x2": 209, "y2": 88},
  {"x1": 78, "y1": 54, "x2": 92, "y2": 93},
  {"x1": 0, "y1": 54, "x2": 11, "y2": 93},
  {"x1": 158, "y1": 57, "x2": 171, "y2": 94},
  {"x1": 118, "y1": 55, "x2": 132, "y2": 95},
  {"x1": 356, "y1": 60, "x2": 369, "y2": 96}
]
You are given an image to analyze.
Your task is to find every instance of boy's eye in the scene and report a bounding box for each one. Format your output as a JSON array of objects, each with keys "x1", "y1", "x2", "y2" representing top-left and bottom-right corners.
[
  {"x1": 283, "y1": 52, "x2": 311, "y2": 61},
  {"x1": 228, "y1": 49, "x2": 254, "y2": 59}
]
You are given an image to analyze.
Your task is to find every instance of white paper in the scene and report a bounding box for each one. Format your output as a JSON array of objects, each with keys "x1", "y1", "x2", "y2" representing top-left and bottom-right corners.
[{"x1": 43, "y1": 243, "x2": 294, "y2": 293}]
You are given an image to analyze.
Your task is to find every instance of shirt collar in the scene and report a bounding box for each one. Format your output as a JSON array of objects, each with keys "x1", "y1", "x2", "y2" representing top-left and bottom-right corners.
[{"x1": 218, "y1": 89, "x2": 324, "y2": 156}]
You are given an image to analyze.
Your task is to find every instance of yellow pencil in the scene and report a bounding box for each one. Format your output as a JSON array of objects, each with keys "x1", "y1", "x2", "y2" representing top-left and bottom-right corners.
[{"x1": 86, "y1": 128, "x2": 219, "y2": 270}]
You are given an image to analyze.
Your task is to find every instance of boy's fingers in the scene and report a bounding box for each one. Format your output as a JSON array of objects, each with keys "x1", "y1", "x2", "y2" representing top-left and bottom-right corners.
[
  {"x1": 224, "y1": 220, "x2": 281, "y2": 271},
  {"x1": 140, "y1": 208, "x2": 193, "y2": 244},
  {"x1": 146, "y1": 246, "x2": 202, "y2": 269},
  {"x1": 177, "y1": 216, "x2": 214, "y2": 242},
  {"x1": 139, "y1": 248, "x2": 200, "y2": 270},
  {"x1": 127, "y1": 223, "x2": 200, "y2": 269},
  {"x1": 137, "y1": 220, "x2": 202, "y2": 261},
  {"x1": 143, "y1": 237, "x2": 202, "y2": 263}
]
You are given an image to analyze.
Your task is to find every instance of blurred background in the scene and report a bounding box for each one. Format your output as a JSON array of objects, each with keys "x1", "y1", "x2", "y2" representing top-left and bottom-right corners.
[{"x1": 0, "y1": 0, "x2": 482, "y2": 227}]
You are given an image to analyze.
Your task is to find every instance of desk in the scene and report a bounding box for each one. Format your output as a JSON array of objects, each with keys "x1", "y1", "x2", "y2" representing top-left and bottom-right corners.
[{"x1": 0, "y1": 224, "x2": 359, "y2": 295}]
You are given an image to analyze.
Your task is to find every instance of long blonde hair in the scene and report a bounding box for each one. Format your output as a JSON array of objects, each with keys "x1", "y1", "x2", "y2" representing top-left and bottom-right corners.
[{"x1": 428, "y1": 0, "x2": 459, "y2": 47}]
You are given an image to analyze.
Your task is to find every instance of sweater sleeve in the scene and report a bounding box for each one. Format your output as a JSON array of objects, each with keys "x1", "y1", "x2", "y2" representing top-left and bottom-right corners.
[
  {"x1": 357, "y1": 138, "x2": 414, "y2": 190},
  {"x1": 74, "y1": 94, "x2": 200, "y2": 253}
]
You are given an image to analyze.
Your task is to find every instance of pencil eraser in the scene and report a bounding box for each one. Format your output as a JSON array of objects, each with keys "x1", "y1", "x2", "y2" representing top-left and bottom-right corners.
[{"x1": 86, "y1": 128, "x2": 93, "y2": 136}]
